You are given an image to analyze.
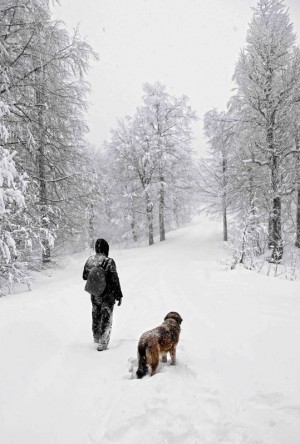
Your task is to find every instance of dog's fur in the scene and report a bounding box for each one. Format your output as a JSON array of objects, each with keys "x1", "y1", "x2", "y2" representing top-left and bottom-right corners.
[{"x1": 136, "y1": 311, "x2": 183, "y2": 378}]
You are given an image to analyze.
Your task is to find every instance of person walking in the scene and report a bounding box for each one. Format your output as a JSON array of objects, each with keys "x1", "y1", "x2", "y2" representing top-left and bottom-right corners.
[{"x1": 82, "y1": 238, "x2": 123, "y2": 351}]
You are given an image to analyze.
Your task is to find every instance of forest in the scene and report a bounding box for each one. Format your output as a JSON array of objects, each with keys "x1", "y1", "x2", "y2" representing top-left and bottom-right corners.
[
  {"x1": 1, "y1": 0, "x2": 300, "y2": 294},
  {"x1": 199, "y1": 0, "x2": 300, "y2": 271}
]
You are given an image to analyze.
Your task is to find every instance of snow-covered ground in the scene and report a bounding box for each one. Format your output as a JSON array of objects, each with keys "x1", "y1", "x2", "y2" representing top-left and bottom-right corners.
[{"x1": 1, "y1": 216, "x2": 300, "y2": 444}]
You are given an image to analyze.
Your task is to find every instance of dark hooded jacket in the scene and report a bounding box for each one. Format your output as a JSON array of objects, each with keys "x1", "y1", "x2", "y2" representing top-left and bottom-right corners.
[{"x1": 82, "y1": 252, "x2": 123, "y2": 304}]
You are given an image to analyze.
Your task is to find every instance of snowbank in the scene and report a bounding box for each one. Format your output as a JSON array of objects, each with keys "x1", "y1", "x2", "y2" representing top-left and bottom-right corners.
[{"x1": 1, "y1": 216, "x2": 300, "y2": 444}]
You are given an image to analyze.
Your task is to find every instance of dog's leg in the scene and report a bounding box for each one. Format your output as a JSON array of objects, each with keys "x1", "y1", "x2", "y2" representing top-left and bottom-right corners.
[
  {"x1": 161, "y1": 352, "x2": 167, "y2": 363},
  {"x1": 150, "y1": 347, "x2": 160, "y2": 376},
  {"x1": 170, "y1": 345, "x2": 176, "y2": 365},
  {"x1": 136, "y1": 343, "x2": 148, "y2": 379}
]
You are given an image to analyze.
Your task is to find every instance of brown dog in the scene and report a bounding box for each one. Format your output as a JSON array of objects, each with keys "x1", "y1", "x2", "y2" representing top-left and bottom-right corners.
[{"x1": 136, "y1": 311, "x2": 183, "y2": 378}]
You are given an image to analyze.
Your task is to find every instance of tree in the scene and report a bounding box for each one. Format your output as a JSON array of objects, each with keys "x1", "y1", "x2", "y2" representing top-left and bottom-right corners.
[
  {"x1": 202, "y1": 109, "x2": 236, "y2": 241},
  {"x1": 0, "y1": 0, "x2": 97, "y2": 261},
  {"x1": 0, "y1": 146, "x2": 32, "y2": 295},
  {"x1": 140, "y1": 83, "x2": 196, "y2": 241},
  {"x1": 232, "y1": 0, "x2": 300, "y2": 261},
  {"x1": 295, "y1": 131, "x2": 300, "y2": 247},
  {"x1": 105, "y1": 83, "x2": 197, "y2": 246},
  {"x1": 107, "y1": 115, "x2": 157, "y2": 245}
]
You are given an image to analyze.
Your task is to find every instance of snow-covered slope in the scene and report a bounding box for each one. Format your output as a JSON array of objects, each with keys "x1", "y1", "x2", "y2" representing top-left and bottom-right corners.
[{"x1": 1, "y1": 216, "x2": 300, "y2": 444}]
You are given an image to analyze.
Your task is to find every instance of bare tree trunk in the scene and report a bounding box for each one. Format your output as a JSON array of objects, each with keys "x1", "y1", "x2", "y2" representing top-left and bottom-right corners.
[
  {"x1": 156, "y1": 110, "x2": 165, "y2": 242},
  {"x1": 268, "y1": 213, "x2": 273, "y2": 249},
  {"x1": 88, "y1": 202, "x2": 95, "y2": 249},
  {"x1": 222, "y1": 195, "x2": 228, "y2": 242},
  {"x1": 295, "y1": 134, "x2": 300, "y2": 248},
  {"x1": 222, "y1": 155, "x2": 228, "y2": 241},
  {"x1": 159, "y1": 175, "x2": 165, "y2": 242},
  {"x1": 36, "y1": 69, "x2": 50, "y2": 263},
  {"x1": 271, "y1": 195, "x2": 283, "y2": 259},
  {"x1": 239, "y1": 225, "x2": 247, "y2": 264},
  {"x1": 267, "y1": 121, "x2": 283, "y2": 262},
  {"x1": 130, "y1": 207, "x2": 138, "y2": 243},
  {"x1": 38, "y1": 143, "x2": 51, "y2": 262},
  {"x1": 145, "y1": 192, "x2": 154, "y2": 245},
  {"x1": 263, "y1": 65, "x2": 283, "y2": 262},
  {"x1": 249, "y1": 172, "x2": 261, "y2": 255},
  {"x1": 296, "y1": 189, "x2": 300, "y2": 248},
  {"x1": 269, "y1": 163, "x2": 283, "y2": 261},
  {"x1": 173, "y1": 196, "x2": 180, "y2": 228}
]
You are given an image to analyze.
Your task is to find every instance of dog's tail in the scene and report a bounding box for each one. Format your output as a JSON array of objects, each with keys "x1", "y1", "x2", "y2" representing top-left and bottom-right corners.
[{"x1": 136, "y1": 342, "x2": 148, "y2": 379}]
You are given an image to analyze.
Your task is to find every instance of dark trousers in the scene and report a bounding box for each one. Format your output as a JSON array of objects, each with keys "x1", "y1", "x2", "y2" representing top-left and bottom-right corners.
[{"x1": 91, "y1": 295, "x2": 114, "y2": 348}]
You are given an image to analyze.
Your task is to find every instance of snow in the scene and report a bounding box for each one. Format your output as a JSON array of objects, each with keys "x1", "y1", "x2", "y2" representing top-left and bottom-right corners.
[{"x1": 1, "y1": 216, "x2": 300, "y2": 444}]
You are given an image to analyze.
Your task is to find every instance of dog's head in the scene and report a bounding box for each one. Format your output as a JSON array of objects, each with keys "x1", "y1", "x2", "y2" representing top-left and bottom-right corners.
[{"x1": 164, "y1": 311, "x2": 183, "y2": 325}]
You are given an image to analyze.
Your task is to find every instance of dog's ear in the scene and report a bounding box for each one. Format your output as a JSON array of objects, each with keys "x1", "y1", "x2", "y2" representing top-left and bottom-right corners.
[{"x1": 176, "y1": 314, "x2": 183, "y2": 324}]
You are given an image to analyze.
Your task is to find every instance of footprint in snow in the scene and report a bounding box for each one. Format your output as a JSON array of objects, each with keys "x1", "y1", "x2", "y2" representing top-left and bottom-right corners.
[
  {"x1": 249, "y1": 391, "x2": 286, "y2": 408},
  {"x1": 278, "y1": 404, "x2": 300, "y2": 418}
]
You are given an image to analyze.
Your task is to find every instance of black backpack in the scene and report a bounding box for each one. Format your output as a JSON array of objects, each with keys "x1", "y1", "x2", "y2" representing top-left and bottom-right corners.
[{"x1": 84, "y1": 259, "x2": 109, "y2": 296}]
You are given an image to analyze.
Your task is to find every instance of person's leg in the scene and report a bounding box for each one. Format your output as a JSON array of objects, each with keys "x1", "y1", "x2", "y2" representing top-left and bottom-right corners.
[
  {"x1": 97, "y1": 300, "x2": 114, "y2": 351},
  {"x1": 91, "y1": 296, "x2": 102, "y2": 343}
]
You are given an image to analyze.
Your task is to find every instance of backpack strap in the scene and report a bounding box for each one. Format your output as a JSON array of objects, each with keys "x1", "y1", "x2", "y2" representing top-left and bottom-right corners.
[{"x1": 101, "y1": 257, "x2": 110, "y2": 271}]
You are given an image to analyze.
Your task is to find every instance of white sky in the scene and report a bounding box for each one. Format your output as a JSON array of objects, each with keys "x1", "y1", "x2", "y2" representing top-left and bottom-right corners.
[{"x1": 52, "y1": 0, "x2": 300, "y2": 153}]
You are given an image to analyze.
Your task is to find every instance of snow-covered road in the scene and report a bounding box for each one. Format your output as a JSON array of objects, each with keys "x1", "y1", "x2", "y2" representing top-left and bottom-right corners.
[{"x1": 1, "y1": 216, "x2": 300, "y2": 444}]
